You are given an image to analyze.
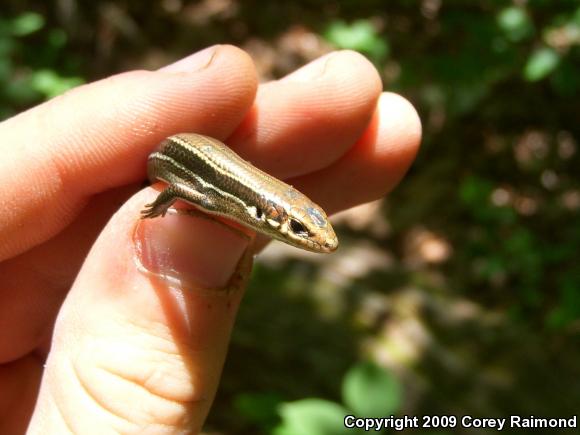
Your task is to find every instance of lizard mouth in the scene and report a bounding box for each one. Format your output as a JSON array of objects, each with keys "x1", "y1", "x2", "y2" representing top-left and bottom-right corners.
[
  {"x1": 293, "y1": 236, "x2": 338, "y2": 253},
  {"x1": 322, "y1": 237, "x2": 339, "y2": 252}
]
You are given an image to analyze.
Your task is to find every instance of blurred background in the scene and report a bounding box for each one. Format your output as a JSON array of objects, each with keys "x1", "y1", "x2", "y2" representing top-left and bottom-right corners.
[{"x1": 1, "y1": 1, "x2": 579, "y2": 434}]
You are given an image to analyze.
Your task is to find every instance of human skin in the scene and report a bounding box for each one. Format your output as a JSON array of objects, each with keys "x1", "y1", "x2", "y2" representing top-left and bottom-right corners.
[{"x1": 0, "y1": 45, "x2": 421, "y2": 434}]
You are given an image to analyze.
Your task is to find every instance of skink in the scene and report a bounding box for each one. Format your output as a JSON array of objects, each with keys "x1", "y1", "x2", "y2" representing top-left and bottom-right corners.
[{"x1": 141, "y1": 133, "x2": 338, "y2": 253}]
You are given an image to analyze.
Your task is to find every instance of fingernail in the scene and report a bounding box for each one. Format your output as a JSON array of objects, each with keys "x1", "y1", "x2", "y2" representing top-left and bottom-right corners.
[
  {"x1": 160, "y1": 45, "x2": 220, "y2": 73},
  {"x1": 282, "y1": 51, "x2": 339, "y2": 83},
  {"x1": 134, "y1": 210, "x2": 249, "y2": 289}
]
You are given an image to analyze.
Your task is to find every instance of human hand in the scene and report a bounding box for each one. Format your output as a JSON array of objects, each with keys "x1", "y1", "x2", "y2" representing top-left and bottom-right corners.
[{"x1": 0, "y1": 45, "x2": 421, "y2": 433}]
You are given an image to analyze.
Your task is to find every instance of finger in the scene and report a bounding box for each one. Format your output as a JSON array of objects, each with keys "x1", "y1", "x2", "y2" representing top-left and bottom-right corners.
[
  {"x1": 0, "y1": 356, "x2": 42, "y2": 434},
  {"x1": 228, "y1": 50, "x2": 382, "y2": 179},
  {"x1": 0, "y1": 44, "x2": 257, "y2": 261},
  {"x1": 292, "y1": 92, "x2": 422, "y2": 213},
  {"x1": 0, "y1": 49, "x2": 381, "y2": 362},
  {"x1": 0, "y1": 185, "x2": 137, "y2": 363},
  {"x1": 0, "y1": 50, "x2": 386, "y2": 367},
  {"x1": 28, "y1": 188, "x2": 252, "y2": 433},
  {"x1": 249, "y1": 92, "x2": 421, "y2": 254}
]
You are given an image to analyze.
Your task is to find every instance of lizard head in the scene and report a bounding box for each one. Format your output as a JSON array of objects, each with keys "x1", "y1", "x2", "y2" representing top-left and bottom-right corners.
[
  {"x1": 259, "y1": 196, "x2": 338, "y2": 253},
  {"x1": 285, "y1": 204, "x2": 338, "y2": 253}
]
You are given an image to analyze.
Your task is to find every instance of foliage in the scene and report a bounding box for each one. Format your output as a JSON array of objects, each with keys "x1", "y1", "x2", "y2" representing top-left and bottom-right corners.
[
  {"x1": 325, "y1": 19, "x2": 389, "y2": 62},
  {"x1": 235, "y1": 362, "x2": 402, "y2": 435},
  {"x1": 275, "y1": 399, "x2": 352, "y2": 435},
  {"x1": 342, "y1": 361, "x2": 401, "y2": 418},
  {"x1": 0, "y1": 11, "x2": 83, "y2": 118}
]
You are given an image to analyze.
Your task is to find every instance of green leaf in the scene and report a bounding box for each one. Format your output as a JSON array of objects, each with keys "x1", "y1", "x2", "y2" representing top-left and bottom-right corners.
[
  {"x1": 233, "y1": 392, "x2": 283, "y2": 428},
  {"x1": 11, "y1": 12, "x2": 45, "y2": 36},
  {"x1": 48, "y1": 28, "x2": 67, "y2": 48},
  {"x1": 4, "y1": 77, "x2": 41, "y2": 104},
  {"x1": 324, "y1": 20, "x2": 388, "y2": 61},
  {"x1": 546, "y1": 274, "x2": 580, "y2": 328},
  {"x1": 523, "y1": 47, "x2": 560, "y2": 82},
  {"x1": 0, "y1": 38, "x2": 15, "y2": 57},
  {"x1": 342, "y1": 361, "x2": 402, "y2": 417},
  {"x1": 30, "y1": 69, "x2": 84, "y2": 99},
  {"x1": 497, "y1": 7, "x2": 533, "y2": 42},
  {"x1": 459, "y1": 176, "x2": 493, "y2": 206},
  {"x1": 277, "y1": 399, "x2": 352, "y2": 435},
  {"x1": 551, "y1": 59, "x2": 580, "y2": 96},
  {"x1": 272, "y1": 426, "x2": 297, "y2": 435},
  {"x1": 573, "y1": 6, "x2": 580, "y2": 26}
]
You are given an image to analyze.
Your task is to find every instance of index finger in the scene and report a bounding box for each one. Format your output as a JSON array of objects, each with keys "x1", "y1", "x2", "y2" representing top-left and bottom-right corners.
[{"x1": 0, "y1": 45, "x2": 257, "y2": 261}]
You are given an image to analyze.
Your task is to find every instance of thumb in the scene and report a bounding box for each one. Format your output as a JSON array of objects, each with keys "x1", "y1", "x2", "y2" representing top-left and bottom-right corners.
[{"x1": 28, "y1": 188, "x2": 252, "y2": 434}]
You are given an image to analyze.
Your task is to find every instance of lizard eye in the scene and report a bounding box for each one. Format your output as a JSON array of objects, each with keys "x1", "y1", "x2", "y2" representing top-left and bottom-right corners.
[
  {"x1": 289, "y1": 219, "x2": 308, "y2": 236},
  {"x1": 255, "y1": 208, "x2": 263, "y2": 219}
]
